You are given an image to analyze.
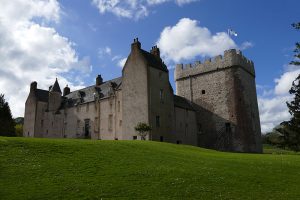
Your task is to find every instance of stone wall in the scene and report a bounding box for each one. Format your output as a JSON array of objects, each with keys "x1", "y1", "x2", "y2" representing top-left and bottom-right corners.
[
  {"x1": 175, "y1": 49, "x2": 262, "y2": 153},
  {"x1": 122, "y1": 41, "x2": 149, "y2": 140},
  {"x1": 148, "y1": 67, "x2": 174, "y2": 142},
  {"x1": 174, "y1": 107, "x2": 198, "y2": 145}
]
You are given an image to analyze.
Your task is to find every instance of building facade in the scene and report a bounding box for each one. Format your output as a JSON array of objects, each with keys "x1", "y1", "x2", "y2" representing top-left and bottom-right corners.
[{"x1": 23, "y1": 38, "x2": 262, "y2": 153}]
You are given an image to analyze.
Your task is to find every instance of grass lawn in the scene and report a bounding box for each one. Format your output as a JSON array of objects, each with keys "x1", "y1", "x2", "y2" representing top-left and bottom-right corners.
[{"x1": 1, "y1": 137, "x2": 300, "y2": 200}]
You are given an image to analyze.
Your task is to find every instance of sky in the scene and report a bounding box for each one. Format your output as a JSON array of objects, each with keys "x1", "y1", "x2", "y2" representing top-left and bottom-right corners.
[{"x1": 0, "y1": 0, "x2": 299, "y2": 133}]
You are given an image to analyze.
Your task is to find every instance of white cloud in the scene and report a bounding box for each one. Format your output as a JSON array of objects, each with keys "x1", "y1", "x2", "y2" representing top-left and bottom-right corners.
[
  {"x1": 98, "y1": 46, "x2": 112, "y2": 58},
  {"x1": 0, "y1": 0, "x2": 91, "y2": 117},
  {"x1": 175, "y1": 0, "x2": 198, "y2": 6},
  {"x1": 258, "y1": 66, "x2": 299, "y2": 133},
  {"x1": 258, "y1": 95, "x2": 292, "y2": 133},
  {"x1": 239, "y1": 41, "x2": 254, "y2": 50},
  {"x1": 274, "y1": 67, "x2": 300, "y2": 95},
  {"x1": 118, "y1": 57, "x2": 127, "y2": 68},
  {"x1": 92, "y1": 0, "x2": 198, "y2": 20},
  {"x1": 156, "y1": 18, "x2": 237, "y2": 63}
]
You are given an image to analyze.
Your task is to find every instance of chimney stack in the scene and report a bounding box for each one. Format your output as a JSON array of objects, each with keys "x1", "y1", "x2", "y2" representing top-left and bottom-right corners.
[
  {"x1": 150, "y1": 45, "x2": 160, "y2": 58},
  {"x1": 96, "y1": 74, "x2": 103, "y2": 86},
  {"x1": 131, "y1": 38, "x2": 141, "y2": 51},
  {"x1": 30, "y1": 81, "x2": 37, "y2": 93},
  {"x1": 63, "y1": 85, "x2": 70, "y2": 96}
]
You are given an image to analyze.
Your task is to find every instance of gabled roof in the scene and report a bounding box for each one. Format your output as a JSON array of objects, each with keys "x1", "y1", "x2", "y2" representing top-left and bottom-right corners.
[
  {"x1": 140, "y1": 49, "x2": 168, "y2": 72},
  {"x1": 36, "y1": 89, "x2": 49, "y2": 102},
  {"x1": 63, "y1": 77, "x2": 122, "y2": 107},
  {"x1": 50, "y1": 79, "x2": 62, "y2": 93}
]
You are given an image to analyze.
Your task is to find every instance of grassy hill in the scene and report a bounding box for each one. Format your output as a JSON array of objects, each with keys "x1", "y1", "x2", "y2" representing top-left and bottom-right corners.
[{"x1": 1, "y1": 137, "x2": 300, "y2": 200}]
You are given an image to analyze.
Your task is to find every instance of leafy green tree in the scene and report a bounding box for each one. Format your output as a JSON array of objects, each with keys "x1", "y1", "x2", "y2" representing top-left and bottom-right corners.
[
  {"x1": 134, "y1": 122, "x2": 151, "y2": 140},
  {"x1": 280, "y1": 22, "x2": 300, "y2": 151},
  {"x1": 0, "y1": 94, "x2": 15, "y2": 136},
  {"x1": 15, "y1": 124, "x2": 23, "y2": 137},
  {"x1": 290, "y1": 22, "x2": 300, "y2": 66}
]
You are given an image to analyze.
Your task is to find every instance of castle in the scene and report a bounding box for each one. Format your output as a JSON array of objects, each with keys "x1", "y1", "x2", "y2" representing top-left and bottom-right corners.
[{"x1": 23, "y1": 38, "x2": 262, "y2": 153}]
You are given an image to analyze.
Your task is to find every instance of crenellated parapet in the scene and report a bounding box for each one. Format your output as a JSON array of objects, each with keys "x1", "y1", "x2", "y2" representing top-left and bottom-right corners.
[{"x1": 175, "y1": 49, "x2": 255, "y2": 81}]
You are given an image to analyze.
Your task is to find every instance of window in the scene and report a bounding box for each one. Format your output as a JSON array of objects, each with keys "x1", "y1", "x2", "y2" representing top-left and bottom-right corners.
[
  {"x1": 225, "y1": 123, "x2": 231, "y2": 132},
  {"x1": 198, "y1": 123, "x2": 202, "y2": 133},
  {"x1": 156, "y1": 116, "x2": 160, "y2": 127},
  {"x1": 77, "y1": 120, "x2": 80, "y2": 128},
  {"x1": 176, "y1": 140, "x2": 182, "y2": 144},
  {"x1": 202, "y1": 90, "x2": 205, "y2": 94},
  {"x1": 159, "y1": 89, "x2": 164, "y2": 102},
  {"x1": 133, "y1": 136, "x2": 137, "y2": 140},
  {"x1": 118, "y1": 101, "x2": 120, "y2": 112},
  {"x1": 84, "y1": 119, "x2": 90, "y2": 137},
  {"x1": 108, "y1": 114, "x2": 113, "y2": 131},
  {"x1": 41, "y1": 120, "x2": 44, "y2": 127},
  {"x1": 119, "y1": 120, "x2": 122, "y2": 127},
  {"x1": 160, "y1": 136, "x2": 163, "y2": 142}
]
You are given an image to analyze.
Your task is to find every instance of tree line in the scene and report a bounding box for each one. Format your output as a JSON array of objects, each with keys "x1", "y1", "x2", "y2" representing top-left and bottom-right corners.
[
  {"x1": 0, "y1": 94, "x2": 22, "y2": 137},
  {"x1": 265, "y1": 22, "x2": 300, "y2": 152}
]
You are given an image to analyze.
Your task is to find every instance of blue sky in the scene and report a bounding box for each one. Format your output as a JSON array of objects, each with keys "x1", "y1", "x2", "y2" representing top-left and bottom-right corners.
[{"x1": 0, "y1": 0, "x2": 299, "y2": 132}]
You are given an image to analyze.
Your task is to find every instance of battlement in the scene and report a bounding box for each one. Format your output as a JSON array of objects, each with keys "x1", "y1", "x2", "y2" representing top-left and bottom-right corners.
[{"x1": 175, "y1": 49, "x2": 255, "y2": 81}]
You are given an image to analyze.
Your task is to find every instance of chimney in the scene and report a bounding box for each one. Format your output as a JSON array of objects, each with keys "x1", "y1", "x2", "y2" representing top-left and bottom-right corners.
[
  {"x1": 150, "y1": 45, "x2": 160, "y2": 58},
  {"x1": 30, "y1": 81, "x2": 37, "y2": 93},
  {"x1": 131, "y1": 38, "x2": 141, "y2": 51},
  {"x1": 96, "y1": 74, "x2": 103, "y2": 86},
  {"x1": 63, "y1": 85, "x2": 70, "y2": 96}
]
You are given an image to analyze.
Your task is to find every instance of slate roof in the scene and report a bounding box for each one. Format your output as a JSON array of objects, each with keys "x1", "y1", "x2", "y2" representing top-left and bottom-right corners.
[
  {"x1": 63, "y1": 77, "x2": 122, "y2": 107},
  {"x1": 140, "y1": 49, "x2": 168, "y2": 72},
  {"x1": 36, "y1": 89, "x2": 49, "y2": 102},
  {"x1": 50, "y1": 79, "x2": 62, "y2": 93},
  {"x1": 173, "y1": 95, "x2": 195, "y2": 111}
]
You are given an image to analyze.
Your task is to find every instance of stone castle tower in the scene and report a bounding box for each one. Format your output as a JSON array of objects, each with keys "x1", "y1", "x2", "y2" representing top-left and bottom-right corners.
[{"x1": 175, "y1": 49, "x2": 262, "y2": 152}]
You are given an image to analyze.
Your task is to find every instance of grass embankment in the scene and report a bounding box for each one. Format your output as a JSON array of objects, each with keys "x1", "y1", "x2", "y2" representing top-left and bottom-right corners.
[{"x1": 1, "y1": 137, "x2": 300, "y2": 200}]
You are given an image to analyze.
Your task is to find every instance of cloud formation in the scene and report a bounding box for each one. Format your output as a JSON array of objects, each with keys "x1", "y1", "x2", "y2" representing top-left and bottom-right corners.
[
  {"x1": 0, "y1": 0, "x2": 91, "y2": 117},
  {"x1": 258, "y1": 65, "x2": 299, "y2": 133},
  {"x1": 91, "y1": 0, "x2": 198, "y2": 20},
  {"x1": 156, "y1": 18, "x2": 237, "y2": 63}
]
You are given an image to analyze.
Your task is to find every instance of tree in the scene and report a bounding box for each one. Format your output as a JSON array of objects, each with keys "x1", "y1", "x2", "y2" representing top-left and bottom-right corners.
[
  {"x1": 0, "y1": 94, "x2": 15, "y2": 136},
  {"x1": 15, "y1": 124, "x2": 23, "y2": 137},
  {"x1": 290, "y1": 22, "x2": 300, "y2": 66},
  {"x1": 134, "y1": 122, "x2": 151, "y2": 140},
  {"x1": 280, "y1": 22, "x2": 300, "y2": 151}
]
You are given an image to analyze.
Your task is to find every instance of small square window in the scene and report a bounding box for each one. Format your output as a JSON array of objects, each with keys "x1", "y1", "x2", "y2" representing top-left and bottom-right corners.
[
  {"x1": 202, "y1": 90, "x2": 205, "y2": 94},
  {"x1": 133, "y1": 136, "x2": 137, "y2": 140}
]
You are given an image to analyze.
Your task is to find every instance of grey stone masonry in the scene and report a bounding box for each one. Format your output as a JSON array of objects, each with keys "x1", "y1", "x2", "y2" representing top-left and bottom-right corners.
[{"x1": 175, "y1": 49, "x2": 255, "y2": 81}]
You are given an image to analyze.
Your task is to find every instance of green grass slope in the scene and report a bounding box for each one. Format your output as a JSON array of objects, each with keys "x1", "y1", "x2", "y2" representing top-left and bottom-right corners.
[{"x1": 1, "y1": 137, "x2": 300, "y2": 200}]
